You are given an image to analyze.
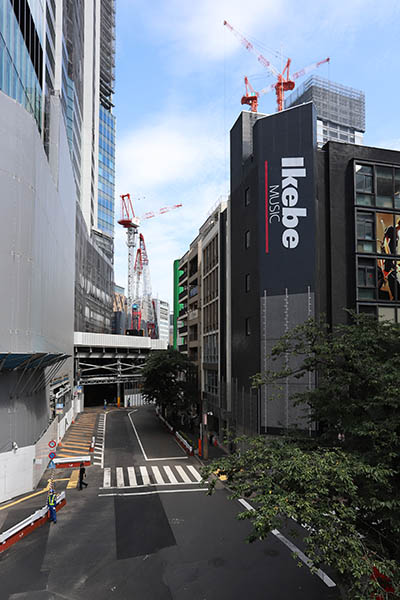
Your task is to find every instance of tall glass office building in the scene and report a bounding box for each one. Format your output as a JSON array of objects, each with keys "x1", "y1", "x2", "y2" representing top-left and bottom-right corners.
[
  {"x1": 97, "y1": 0, "x2": 116, "y2": 238},
  {"x1": 98, "y1": 104, "x2": 115, "y2": 236},
  {"x1": 0, "y1": 0, "x2": 48, "y2": 133}
]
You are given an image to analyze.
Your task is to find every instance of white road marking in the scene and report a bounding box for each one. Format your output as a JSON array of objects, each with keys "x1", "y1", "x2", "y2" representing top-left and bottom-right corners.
[
  {"x1": 151, "y1": 466, "x2": 164, "y2": 484},
  {"x1": 175, "y1": 465, "x2": 191, "y2": 483},
  {"x1": 237, "y1": 498, "x2": 336, "y2": 588},
  {"x1": 98, "y1": 488, "x2": 208, "y2": 497},
  {"x1": 140, "y1": 466, "x2": 150, "y2": 486},
  {"x1": 128, "y1": 412, "x2": 149, "y2": 460},
  {"x1": 163, "y1": 466, "x2": 178, "y2": 484},
  {"x1": 127, "y1": 467, "x2": 137, "y2": 487},
  {"x1": 116, "y1": 467, "x2": 125, "y2": 488},
  {"x1": 103, "y1": 468, "x2": 111, "y2": 488},
  {"x1": 128, "y1": 410, "x2": 187, "y2": 461},
  {"x1": 187, "y1": 465, "x2": 202, "y2": 482}
]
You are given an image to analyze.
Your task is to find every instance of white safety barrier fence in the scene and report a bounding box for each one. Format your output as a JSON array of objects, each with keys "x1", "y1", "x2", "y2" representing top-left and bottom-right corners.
[
  {"x1": 53, "y1": 456, "x2": 91, "y2": 468},
  {"x1": 0, "y1": 491, "x2": 66, "y2": 552}
]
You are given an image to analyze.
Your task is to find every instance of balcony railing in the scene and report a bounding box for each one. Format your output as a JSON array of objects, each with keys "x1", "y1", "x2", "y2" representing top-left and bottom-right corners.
[
  {"x1": 178, "y1": 325, "x2": 188, "y2": 334},
  {"x1": 178, "y1": 344, "x2": 188, "y2": 352}
]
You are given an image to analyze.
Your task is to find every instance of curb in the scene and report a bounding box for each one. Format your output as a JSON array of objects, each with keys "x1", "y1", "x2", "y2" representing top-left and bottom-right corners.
[{"x1": 155, "y1": 409, "x2": 194, "y2": 456}]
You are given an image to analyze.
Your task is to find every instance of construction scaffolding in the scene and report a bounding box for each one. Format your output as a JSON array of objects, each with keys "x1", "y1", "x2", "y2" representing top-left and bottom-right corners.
[{"x1": 285, "y1": 75, "x2": 365, "y2": 132}]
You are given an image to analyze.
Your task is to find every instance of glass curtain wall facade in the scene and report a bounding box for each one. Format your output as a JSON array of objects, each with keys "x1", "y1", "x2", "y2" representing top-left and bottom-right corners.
[
  {"x1": 97, "y1": 0, "x2": 115, "y2": 238},
  {"x1": 0, "y1": 0, "x2": 44, "y2": 131},
  {"x1": 98, "y1": 103, "x2": 115, "y2": 236}
]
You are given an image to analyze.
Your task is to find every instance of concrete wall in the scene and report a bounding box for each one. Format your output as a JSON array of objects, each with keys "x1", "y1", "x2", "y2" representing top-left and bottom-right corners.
[
  {"x1": 0, "y1": 92, "x2": 75, "y2": 355},
  {"x1": 0, "y1": 90, "x2": 76, "y2": 495}
]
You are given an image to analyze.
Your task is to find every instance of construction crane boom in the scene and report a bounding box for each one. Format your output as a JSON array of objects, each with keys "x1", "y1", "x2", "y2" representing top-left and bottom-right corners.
[
  {"x1": 223, "y1": 20, "x2": 279, "y2": 78},
  {"x1": 224, "y1": 20, "x2": 329, "y2": 112},
  {"x1": 141, "y1": 203, "x2": 182, "y2": 220},
  {"x1": 119, "y1": 194, "x2": 182, "y2": 336}
]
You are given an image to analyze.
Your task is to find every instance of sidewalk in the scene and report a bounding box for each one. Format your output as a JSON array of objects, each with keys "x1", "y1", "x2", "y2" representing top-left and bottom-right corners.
[{"x1": 0, "y1": 408, "x2": 103, "y2": 553}]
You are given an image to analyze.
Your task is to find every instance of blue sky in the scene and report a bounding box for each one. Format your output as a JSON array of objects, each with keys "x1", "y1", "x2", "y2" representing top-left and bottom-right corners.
[{"x1": 113, "y1": 0, "x2": 400, "y2": 307}]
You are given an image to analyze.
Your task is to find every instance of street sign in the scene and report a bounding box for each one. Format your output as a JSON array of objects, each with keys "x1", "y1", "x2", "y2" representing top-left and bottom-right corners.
[
  {"x1": 48, "y1": 440, "x2": 56, "y2": 449},
  {"x1": 48, "y1": 460, "x2": 56, "y2": 469},
  {"x1": 48, "y1": 452, "x2": 56, "y2": 460}
]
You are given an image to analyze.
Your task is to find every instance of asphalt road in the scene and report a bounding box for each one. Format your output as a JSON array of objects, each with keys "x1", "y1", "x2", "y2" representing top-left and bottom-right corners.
[{"x1": 0, "y1": 406, "x2": 340, "y2": 599}]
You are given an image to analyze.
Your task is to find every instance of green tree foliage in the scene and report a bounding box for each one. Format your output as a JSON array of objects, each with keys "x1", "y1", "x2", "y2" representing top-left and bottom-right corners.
[
  {"x1": 203, "y1": 313, "x2": 400, "y2": 599},
  {"x1": 141, "y1": 348, "x2": 197, "y2": 415}
]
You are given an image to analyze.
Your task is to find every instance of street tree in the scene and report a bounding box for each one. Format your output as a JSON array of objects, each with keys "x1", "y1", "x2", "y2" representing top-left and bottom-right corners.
[
  {"x1": 203, "y1": 313, "x2": 400, "y2": 599},
  {"x1": 141, "y1": 348, "x2": 197, "y2": 418}
]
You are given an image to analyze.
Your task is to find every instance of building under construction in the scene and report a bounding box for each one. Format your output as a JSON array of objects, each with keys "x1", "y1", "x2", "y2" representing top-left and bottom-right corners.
[{"x1": 285, "y1": 75, "x2": 365, "y2": 145}]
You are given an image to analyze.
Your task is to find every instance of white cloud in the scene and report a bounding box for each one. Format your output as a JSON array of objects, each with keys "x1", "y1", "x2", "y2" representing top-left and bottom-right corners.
[
  {"x1": 137, "y1": 0, "x2": 286, "y2": 64},
  {"x1": 114, "y1": 107, "x2": 229, "y2": 306}
]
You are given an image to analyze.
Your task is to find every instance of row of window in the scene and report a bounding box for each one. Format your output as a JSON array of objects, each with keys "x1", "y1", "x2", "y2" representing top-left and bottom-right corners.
[
  {"x1": 99, "y1": 151, "x2": 115, "y2": 172},
  {"x1": 203, "y1": 300, "x2": 218, "y2": 333},
  {"x1": 357, "y1": 210, "x2": 400, "y2": 255},
  {"x1": 203, "y1": 333, "x2": 218, "y2": 363},
  {"x1": 98, "y1": 193, "x2": 114, "y2": 212},
  {"x1": 99, "y1": 164, "x2": 114, "y2": 184},
  {"x1": 358, "y1": 304, "x2": 400, "y2": 323},
  {"x1": 357, "y1": 257, "x2": 400, "y2": 302},
  {"x1": 98, "y1": 218, "x2": 113, "y2": 236},
  {"x1": 99, "y1": 120, "x2": 115, "y2": 143},
  {"x1": 99, "y1": 104, "x2": 115, "y2": 128},
  {"x1": 203, "y1": 236, "x2": 218, "y2": 274},
  {"x1": 356, "y1": 164, "x2": 400, "y2": 210},
  {"x1": 203, "y1": 268, "x2": 218, "y2": 304},
  {"x1": 99, "y1": 135, "x2": 115, "y2": 158},
  {"x1": 0, "y1": 28, "x2": 42, "y2": 128},
  {"x1": 205, "y1": 369, "x2": 218, "y2": 396},
  {"x1": 98, "y1": 208, "x2": 113, "y2": 225},
  {"x1": 98, "y1": 177, "x2": 114, "y2": 198}
]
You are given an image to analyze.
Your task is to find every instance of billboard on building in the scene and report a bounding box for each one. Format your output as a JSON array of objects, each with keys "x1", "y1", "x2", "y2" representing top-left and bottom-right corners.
[{"x1": 255, "y1": 103, "x2": 317, "y2": 295}]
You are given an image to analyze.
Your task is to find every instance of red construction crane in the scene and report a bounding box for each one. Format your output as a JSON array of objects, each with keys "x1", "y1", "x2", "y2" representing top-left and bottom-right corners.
[
  {"x1": 224, "y1": 20, "x2": 329, "y2": 112},
  {"x1": 140, "y1": 203, "x2": 183, "y2": 221},
  {"x1": 132, "y1": 233, "x2": 157, "y2": 338},
  {"x1": 118, "y1": 194, "x2": 182, "y2": 332},
  {"x1": 241, "y1": 76, "x2": 259, "y2": 112}
]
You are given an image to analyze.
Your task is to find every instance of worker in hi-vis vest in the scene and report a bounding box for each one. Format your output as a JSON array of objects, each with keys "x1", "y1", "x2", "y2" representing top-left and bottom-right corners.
[{"x1": 47, "y1": 489, "x2": 57, "y2": 524}]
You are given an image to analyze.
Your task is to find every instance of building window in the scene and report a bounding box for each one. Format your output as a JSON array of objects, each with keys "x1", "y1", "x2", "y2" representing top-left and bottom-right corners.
[
  {"x1": 376, "y1": 166, "x2": 393, "y2": 208},
  {"x1": 245, "y1": 230, "x2": 250, "y2": 249},
  {"x1": 357, "y1": 257, "x2": 376, "y2": 300},
  {"x1": 244, "y1": 187, "x2": 250, "y2": 206},
  {"x1": 358, "y1": 304, "x2": 377, "y2": 317},
  {"x1": 245, "y1": 273, "x2": 250, "y2": 292},
  {"x1": 245, "y1": 318, "x2": 251, "y2": 336},
  {"x1": 356, "y1": 212, "x2": 374, "y2": 253},
  {"x1": 395, "y1": 169, "x2": 400, "y2": 209},
  {"x1": 377, "y1": 258, "x2": 399, "y2": 302},
  {"x1": 376, "y1": 212, "x2": 400, "y2": 255},
  {"x1": 355, "y1": 164, "x2": 373, "y2": 194}
]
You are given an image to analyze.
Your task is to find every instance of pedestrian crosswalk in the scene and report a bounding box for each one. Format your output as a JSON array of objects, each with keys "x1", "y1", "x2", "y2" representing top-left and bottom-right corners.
[{"x1": 101, "y1": 464, "x2": 204, "y2": 489}]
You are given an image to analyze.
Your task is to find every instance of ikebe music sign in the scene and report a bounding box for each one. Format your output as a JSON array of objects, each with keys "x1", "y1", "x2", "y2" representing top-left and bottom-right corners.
[{"x1": 265, "y1": 157, "x2": 308, "y2": 253}]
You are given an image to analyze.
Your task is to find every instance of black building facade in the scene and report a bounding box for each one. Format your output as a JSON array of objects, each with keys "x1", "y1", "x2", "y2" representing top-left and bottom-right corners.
[{"x1": 229, "y1": 104, "x2": 400, "y2": 436}]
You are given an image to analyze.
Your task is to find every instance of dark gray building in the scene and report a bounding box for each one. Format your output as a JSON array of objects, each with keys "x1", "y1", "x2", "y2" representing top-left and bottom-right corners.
[{"x1": 228, "y1": 105, "x2": 400, "y2": 437}]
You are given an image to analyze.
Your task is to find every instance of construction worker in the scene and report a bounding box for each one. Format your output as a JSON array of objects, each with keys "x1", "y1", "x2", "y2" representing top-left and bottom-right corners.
[{"x1": 47, "y1": 488, "x2": 57, "y2": 524}]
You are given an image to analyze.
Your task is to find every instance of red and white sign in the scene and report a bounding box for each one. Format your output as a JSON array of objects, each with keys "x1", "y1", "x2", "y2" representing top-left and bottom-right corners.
[{"x1": 48, "y1": 440, "x2": 56, "y2": 448}]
